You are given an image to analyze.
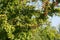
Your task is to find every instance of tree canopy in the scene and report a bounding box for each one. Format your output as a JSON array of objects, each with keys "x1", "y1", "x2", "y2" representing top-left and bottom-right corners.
[{"x1": 0, "y1": 0, "x2": 60, "y2": 40}]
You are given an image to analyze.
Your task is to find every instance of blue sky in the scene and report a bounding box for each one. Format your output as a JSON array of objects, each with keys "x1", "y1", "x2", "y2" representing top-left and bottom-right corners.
[
  {"x1": 51, "y1": 15, "x2": 60, "y2": 26},
  {"x1": 48, "y1": 14, "x2": 60, "y2": 27}
]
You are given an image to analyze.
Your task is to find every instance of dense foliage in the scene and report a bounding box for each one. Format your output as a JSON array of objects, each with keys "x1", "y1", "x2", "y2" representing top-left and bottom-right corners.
[{"x1": 0, "y1": 0, "x2": 60, "y2": 40}]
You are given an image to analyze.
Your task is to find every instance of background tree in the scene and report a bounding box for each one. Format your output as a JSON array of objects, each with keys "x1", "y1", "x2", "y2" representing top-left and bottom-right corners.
[{"x1": 0, "y1": 0, "x2": 60, "y2": 40}]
